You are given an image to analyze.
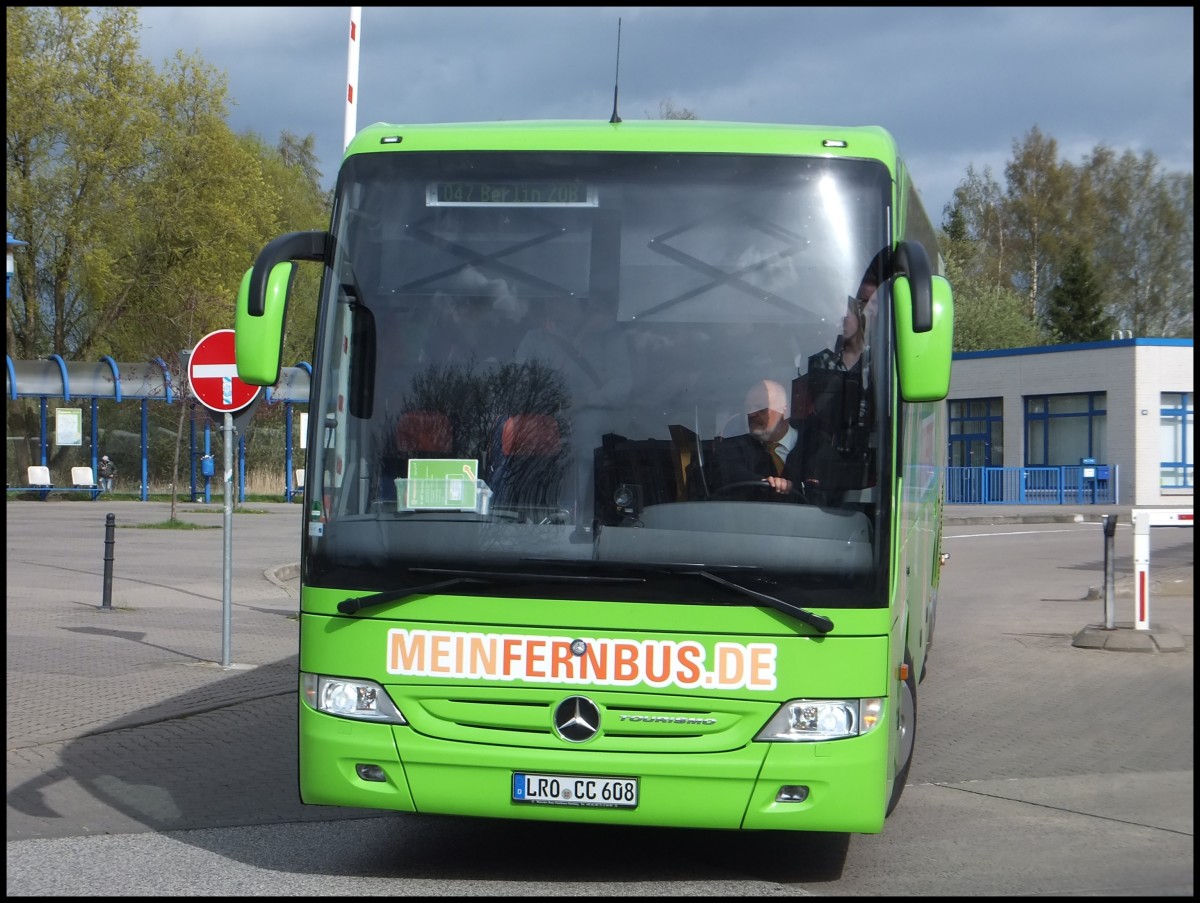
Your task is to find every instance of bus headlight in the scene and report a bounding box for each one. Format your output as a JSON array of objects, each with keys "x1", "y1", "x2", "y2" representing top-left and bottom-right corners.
[
  {"x1": 302, "y1": 673, "x2": 408, "y2": 724},
  {"x1": 755, "y1": 698, "x2": 882, "y2": 741}
]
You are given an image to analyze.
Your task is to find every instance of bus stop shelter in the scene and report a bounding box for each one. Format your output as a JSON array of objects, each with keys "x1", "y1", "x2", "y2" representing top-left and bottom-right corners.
[{"x1": 6, "y1": 355, "x2": 310, "y2": 501}]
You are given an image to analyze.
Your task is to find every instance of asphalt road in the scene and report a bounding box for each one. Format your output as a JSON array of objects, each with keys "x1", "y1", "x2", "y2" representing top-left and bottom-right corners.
[{"x1": 5, "y1": 500, "x2": 1193, "y2": 895}]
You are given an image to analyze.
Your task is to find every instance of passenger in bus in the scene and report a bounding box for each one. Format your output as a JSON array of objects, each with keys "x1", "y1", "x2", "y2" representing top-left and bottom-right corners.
[
  {"x1": 809, "y1": 294, "x2": 869, "y2": 377},
  {"x1": 806, "y1": 255, "x2": 879, "y2": 377},
  {"x1": 713, "y1": 379, "x2": 813, "y2": 500},
  {"x1": 797, "y1": 293, "x2": 875, "y2": 504}
]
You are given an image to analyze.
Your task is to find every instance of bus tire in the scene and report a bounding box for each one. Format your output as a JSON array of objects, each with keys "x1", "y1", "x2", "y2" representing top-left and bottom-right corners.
[{"x1": 886, "y1": 651, "x2": 918, "y2": 817}]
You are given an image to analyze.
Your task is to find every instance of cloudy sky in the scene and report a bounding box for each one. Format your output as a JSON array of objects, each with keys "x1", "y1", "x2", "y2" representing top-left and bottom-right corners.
[{"x1": 133, "y1": 7, "x2": 1193, "y2": 221}]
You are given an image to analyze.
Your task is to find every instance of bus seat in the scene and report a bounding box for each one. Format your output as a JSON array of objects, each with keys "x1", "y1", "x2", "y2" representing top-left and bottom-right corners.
[
  {"x1": 499, "y1": 414, "x2": 561, "y2": 456},
  {"x1": 488, "y1": 414, "x2": 563, "y2": 510},
  {"x1": 388, "y1": 411, "x2": 454, "y2": 503}
]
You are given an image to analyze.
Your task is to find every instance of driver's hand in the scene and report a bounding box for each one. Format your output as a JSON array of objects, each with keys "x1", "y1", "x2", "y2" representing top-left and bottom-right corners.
[{"x1": 765, "y1": 476, "x2": 793, "y2": 493}]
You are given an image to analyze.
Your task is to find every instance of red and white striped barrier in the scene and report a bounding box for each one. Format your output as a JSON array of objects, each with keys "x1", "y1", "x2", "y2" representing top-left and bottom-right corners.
[
  {"x1": 344, "y1": 7, "x2": 361, "y2": 151},
  {"x1": 1131, "y1": 508, "x2": 1193, "y2": 630}
]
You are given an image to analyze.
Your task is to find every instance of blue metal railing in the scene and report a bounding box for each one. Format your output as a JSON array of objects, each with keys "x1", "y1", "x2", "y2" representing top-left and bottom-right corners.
[{"x1": 945, "y1": 465, "x2": 1118, "y2": 505}]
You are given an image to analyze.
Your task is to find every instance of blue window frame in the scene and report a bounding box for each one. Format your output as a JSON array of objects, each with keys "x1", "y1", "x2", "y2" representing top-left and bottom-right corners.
[
  {"x1": 1024, "y1": 392, "x2": 1106, "y2": 466},
  {"x1": 1160, "y1": 392, "x2": 1193, "y2": 489},
  {"x1": 948, "y1": 397, "x2": 1002, "y2": 467}
]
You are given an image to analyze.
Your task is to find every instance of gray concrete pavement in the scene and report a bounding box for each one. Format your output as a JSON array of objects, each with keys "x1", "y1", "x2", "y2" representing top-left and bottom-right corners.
[
  {"x1": 944, "y1": 502, "x2": 1192, "y2": 652},
  {"x1": 5, "y1": 497, "x2": 1192, "y2": 844},
  {"x1": 5, "y1": 498, "x2": 340, "y2": 842}
]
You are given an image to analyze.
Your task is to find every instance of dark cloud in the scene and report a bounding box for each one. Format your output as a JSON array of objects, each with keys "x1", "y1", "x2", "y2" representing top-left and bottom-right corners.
[{"x1": 134, "y1": 7, "x2": 1193, "y2": 221}]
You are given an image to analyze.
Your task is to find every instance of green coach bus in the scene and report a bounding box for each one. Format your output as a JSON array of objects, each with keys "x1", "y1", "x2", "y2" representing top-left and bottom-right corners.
[{"x1": 235, "y1": 119, "x2": 954, "y2": 834}]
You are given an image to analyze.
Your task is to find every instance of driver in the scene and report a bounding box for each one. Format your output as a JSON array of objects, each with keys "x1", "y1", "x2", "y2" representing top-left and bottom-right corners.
[{"x1": 714, "y1": 379, "x2": 811, "y2": 498}]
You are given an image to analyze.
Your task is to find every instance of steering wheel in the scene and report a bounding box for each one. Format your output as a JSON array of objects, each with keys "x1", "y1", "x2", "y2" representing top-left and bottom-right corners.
[{"x1": 710, "y1": 480, "x2": 806, "y2": 501}]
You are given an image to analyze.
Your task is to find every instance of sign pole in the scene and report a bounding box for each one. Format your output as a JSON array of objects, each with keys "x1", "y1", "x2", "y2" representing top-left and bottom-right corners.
[
  {"x1": 222, "y1": 411, "x2": 234, "y2": 668},
  {"x1": 1131, "y1": 508, "x2": 1195, "y2": 632},
  {"x1": 187, "y1": 328, "x2": 261, "y2": 669}
]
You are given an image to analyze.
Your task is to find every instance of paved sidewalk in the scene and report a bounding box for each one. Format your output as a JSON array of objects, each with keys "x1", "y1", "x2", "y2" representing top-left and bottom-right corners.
[
  {"x1": 5, "y1": 498, "x2": 351, "y2": 841},
  {"x1": 6, "y1": 500, "x2": 304, "y2": 746},
  {"x1": 946, "y1": 501, "x2": 1133, "y2": 525},
  {"x1": 5, "y1": 497, "x2": 1192, "y2": 841},
  {"x1": 943, "y1": 502, "x2": 1192, "y2": 653}
]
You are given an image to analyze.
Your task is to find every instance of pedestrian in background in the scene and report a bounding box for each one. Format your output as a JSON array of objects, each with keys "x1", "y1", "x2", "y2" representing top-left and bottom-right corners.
[{"x1": 98, "y1": 454, "x2": 116, "y2": 493}]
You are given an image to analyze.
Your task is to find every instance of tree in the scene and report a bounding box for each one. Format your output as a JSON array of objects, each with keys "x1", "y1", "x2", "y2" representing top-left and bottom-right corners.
[
  {"x1": 6, "y1": 6, "x2": 331, "y2": 507},
  {"x1": 650, "y1": 99, "x2": 698, "y2": 120},
  {"x1": 941, "y1": 164, "x2": 1047, "y2": 351},
  {"x1": 8, "y1": 6, "x2": 158, "y2": 361},
  {"x1": 944, "y1": 126, "x2": 1193, "y2": 344},
  {"x1": 942, "y1": 243, "x2": 1042, "y2": 351},
  {"x1": 277, "y1": 130, "x2": 323, "y2": 194},
  {"x1": 1082, "y1": 148, "x2": 1194, "y2": 337},
  {"x1": 237, "y1": 131, "x2": 331, "y2": 367},
  {"x1": 943, "y1": 164, "x2": 1010, "y2": 288},
  {"x1": 1042, "y1": 245, "x2": 1113, "y2": 343},
  {"x1": 1002, "y1": 126, "x2": 1073, "y2": 322},
  {"x1": 7, "y1": 7, "x2": 332, "y2": 363},
  {"x1": 7, "y1": 8, "x2": 269, "y2": 361}
]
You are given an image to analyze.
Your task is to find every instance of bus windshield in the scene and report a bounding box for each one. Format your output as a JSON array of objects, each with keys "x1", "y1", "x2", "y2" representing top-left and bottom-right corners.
[{"x1": 306, "y1": 150, "x2": 893, "y2": 607}]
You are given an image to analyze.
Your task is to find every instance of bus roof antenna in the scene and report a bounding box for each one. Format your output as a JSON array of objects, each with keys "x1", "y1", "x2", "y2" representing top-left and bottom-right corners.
[{"x1": 609, "y1": 18, "x2": 623, "y2": 124}]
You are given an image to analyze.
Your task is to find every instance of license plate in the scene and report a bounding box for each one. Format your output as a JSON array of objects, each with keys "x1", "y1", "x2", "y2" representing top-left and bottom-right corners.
[{"x1": 512, "y1": 772, "x2": 639, "y2": 808}]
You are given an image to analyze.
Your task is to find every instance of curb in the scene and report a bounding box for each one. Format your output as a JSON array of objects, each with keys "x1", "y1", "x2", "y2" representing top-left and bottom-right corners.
[
  {"x1": 265, "y1": 562, "x2": 300, "y2": 598},
  {"x1": 1072, "y1": 622, "x2": 1187, "y2": 653},
  {"x1": 944, "y1": 512, "x2": 1110, "y2": 526}
]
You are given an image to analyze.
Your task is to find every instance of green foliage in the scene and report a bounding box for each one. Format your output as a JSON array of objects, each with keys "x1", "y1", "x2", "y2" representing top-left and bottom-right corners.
[
  {"x1": 135, "y1": 520, "x2": 218, "y2": 530},
  {"x1": 1081, "y1": 148, "x2": 1194, "y2": 337},
  {"x1": 235, "y1": 132, "x2": 330, "y2": 365},
  {"x1": 6, "y1": 6, "x2": 330, "y2": 502},
  {"x1": 1043, "y1": 246, "x2": 1114, "y2": 343},
  {"x1": 951, "y1": 285, "x2": 1043, "y2": 352},
  {"x1": 6, "y1": 6, "x2": 329, "y2": 366},
  {"x1": 1002, "y1": 126, "x2": 1073, "y2": 319},
  {"x1": 941, "y1": 243, "x2": 1043, "y2": 351},
  {"x1": 7, "y1": 6, "x2": 162, "y2": 359}
]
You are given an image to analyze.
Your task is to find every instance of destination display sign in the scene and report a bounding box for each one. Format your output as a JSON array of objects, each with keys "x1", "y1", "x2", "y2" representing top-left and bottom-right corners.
[{"x1": 427, "y1": 181, "x2": 597, "y2": 207}]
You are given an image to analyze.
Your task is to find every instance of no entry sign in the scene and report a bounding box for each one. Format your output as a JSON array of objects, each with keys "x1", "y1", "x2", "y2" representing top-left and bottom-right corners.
[{"x1": 188, "y1": 328, "x2": 262, "y2": 414}]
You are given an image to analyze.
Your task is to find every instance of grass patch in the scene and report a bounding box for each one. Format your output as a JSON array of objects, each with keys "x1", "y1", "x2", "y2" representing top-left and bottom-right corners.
[{"x1": 134, "y1": 519, "x2": 219, "y2": 530}]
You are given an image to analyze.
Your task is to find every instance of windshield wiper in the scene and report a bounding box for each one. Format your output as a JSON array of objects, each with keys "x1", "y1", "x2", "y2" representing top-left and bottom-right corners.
[
  {"x1": 699, "y1": 570, "x2": 834, "y2": 634},
  {"x1": 338, "y1": 578, "x2": 486, "y2": 615},
  {"x1": 337, "y1": 567, "x2": 831, "y2": 632},
  {"x1": 337, "y1": 569, "x2": 644, "y2": 616},
  {"x1": 517, "y1": 559, "x2": 834, "y2": 633},
  {"x1": 513, "y1": 561, "x2": 835, "y2": 629}
]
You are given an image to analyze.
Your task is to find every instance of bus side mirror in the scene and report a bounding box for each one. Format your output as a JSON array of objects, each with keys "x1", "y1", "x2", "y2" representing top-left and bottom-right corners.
[
  {"x1": 894, "y1": 241, "x2": 933, "y2": 333},
  {"x1": 894, "y1": 275, "x2": 954, "y2": 402},
  {"x1": 236, "y1": 262, "x2": 294, "y2": 387},
  {"x1": 235, "y1": 230, "x2": 327, "y2": 387}
]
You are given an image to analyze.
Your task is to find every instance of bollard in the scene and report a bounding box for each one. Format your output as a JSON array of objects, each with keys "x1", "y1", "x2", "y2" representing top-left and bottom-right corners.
[
  {"x1": 1102, "y1": 514, "x2": 1117, "y2": 629},
  {"x1": 101, "y1": 512, "x2": 116, "y2": 610}
]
